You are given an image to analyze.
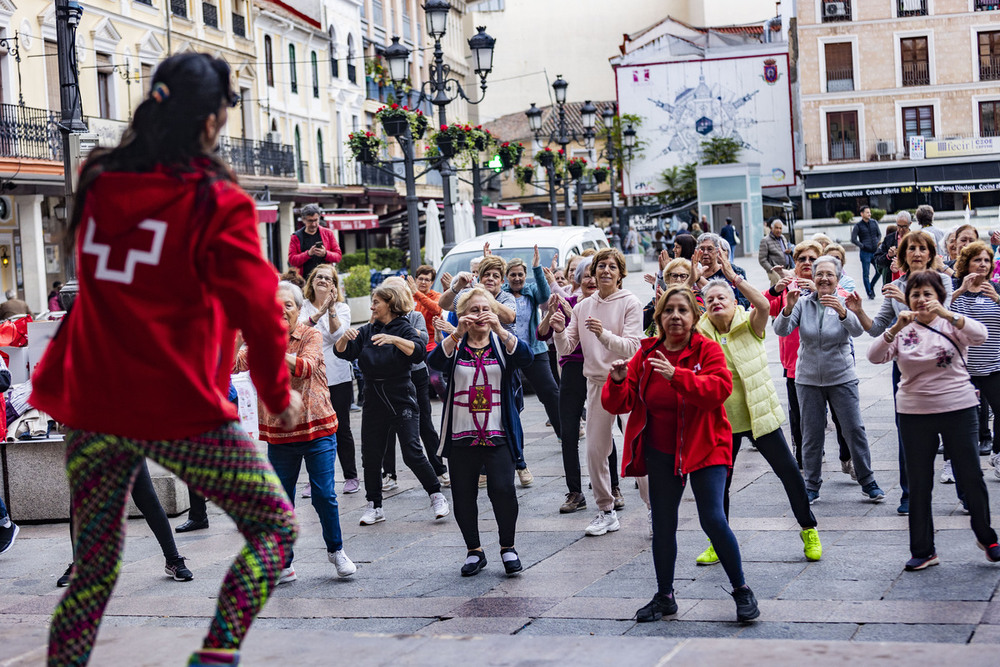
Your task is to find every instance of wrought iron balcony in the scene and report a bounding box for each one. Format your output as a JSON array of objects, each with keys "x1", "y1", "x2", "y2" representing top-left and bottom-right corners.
[
  {"x1": 821, "y1": 0, "x2": 851, "y2": 22},
  {"x1": 826, "y1": 68, "x2": 855, "y2": 92},
  {"x1": 0, "y1": 104, "x2": 61, "y2": 161},
  {"x1": 982, "y1": 58, "x2": 1000, "y2": 81},
  {"x1": 217, "y1": 136, "x2": 296, "y2": 179},
  {"x1": 347, "y1": 63, "x2": 357, "y2": 84},
  {"x1": 298, "y1": 159, "x2": 308, "y2": 182},
  {"x1": 902, "y1": 62, "x2": 930, "y2": 86},
  {"x1": 897, "y1": 0, "x2": 927, "y2": 16},
  {"x1": 976, "y1": 0, "x2": 1000, "y2": 11},
  {"x1": 360, "y1": 163, "x2": 396, "y2": 188},
  {"x1": 232, "y1": 13, "x2": 246, "y2": 37},
  {"x1": 202, "y1": 2, "x2": 219, "y2": 28},
  {"x1": 828, "y1": 139, "x2": 860, "y2": 161}
]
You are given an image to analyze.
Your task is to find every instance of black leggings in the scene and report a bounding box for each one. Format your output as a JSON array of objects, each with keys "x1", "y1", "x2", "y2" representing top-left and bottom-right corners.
[
  {"x1": 973, "y1": 373, "x2": 1000, "y2": 454},
  {"x1": 559, "y1": 361, "x2": 618, "y2": 494},
  {"x1": 448, "y1": 444, "x2": 518, "y2": 550},
  {"x1": 330, "y1": 381, "x2": 358, "y2": 480},
  {"x1": 725, "y1": 429, "x2": 817, "y2": 529},
  {"x1": 384, "y1": 368, "x2": 446, "y2": 477},
  {"x1": 523, "y1": 351, "x2": 561, "y2": 438}
]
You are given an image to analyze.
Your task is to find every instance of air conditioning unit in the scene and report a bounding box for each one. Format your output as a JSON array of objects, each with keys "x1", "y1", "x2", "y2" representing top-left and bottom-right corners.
[
  {"x1": 824, "y1": 2, "x2": 848, "y2": 17},
  {"x1": 876, "y1": 140, "x2": 895, "y2": 159}
]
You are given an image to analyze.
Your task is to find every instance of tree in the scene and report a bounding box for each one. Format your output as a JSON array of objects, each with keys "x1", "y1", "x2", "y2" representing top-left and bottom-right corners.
[
  {"x1": 700, "y1": 136, "x2": 742, "y2": 165},
  {"x1": 659, "y1": 162, "x2": 697, "y2": 203}
]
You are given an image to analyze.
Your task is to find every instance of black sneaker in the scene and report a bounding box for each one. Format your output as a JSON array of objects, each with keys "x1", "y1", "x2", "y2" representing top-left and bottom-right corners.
[
  {"x1": 165, "y1": 556, "x2": 194, "y2": 581},
  {"x1": 635, "y1": 592, "x2": 678, "y2": 622},
  {"x1": 731, "y1": 585, "x2": 760, "y2": 623},
  {"x1": 0, "y1": 521, "x2": 18, "y2": 555},
  {"x1": 460, "y1": 550, "x2": 487, "y2": 577},
  {"x1": 500, "y1": 547, "x2": 522, "y2": 576},
  {"x1": 174, "y1": 518, "x2": 209, "y2": 533},
  {"x1": 57, "y1": 563, "x2": 74, "y2": 588}
]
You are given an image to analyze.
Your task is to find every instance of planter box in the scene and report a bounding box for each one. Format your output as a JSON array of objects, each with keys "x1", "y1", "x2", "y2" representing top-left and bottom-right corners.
[
  {"x1": 568, "y1": 164, "x2": 584, "y2": 179},
  {"x1": 348, "y1": 296, "x2": 371, "y2": 324},
  {"x1": 381, "y1": 116, "x2": 409, "y2": 137},
  {"x1": 436, "y1": 136, "x2": 457, "y2": 159}
]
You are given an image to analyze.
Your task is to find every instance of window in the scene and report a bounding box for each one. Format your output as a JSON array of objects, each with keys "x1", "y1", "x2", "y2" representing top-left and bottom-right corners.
[
  {"x1": 900, "y1": 37, "x2": 929, "y2": 86},
  {"x1": 403, "y1": 2, "x2": 412, "y2": 40},
  {"x1": 232, "y1": 12, "x2": 246, "y2": 37},
  {"x1": 141, "y1": 63, "x2": 153, "y2": 92},
  {"x1": 202, "y1": 2, "x2": 219, "y2": 28},
  {"x1": 824, "y1": 42, "x2": 854, "y2": 92},
  {"x1": 289, "y1": 44, "x2": 298, "y2": 94},
  {"x1": 96, "y1": 53, "x2": 113, "y2": 119},
  {"x1": 897, "y1": 0, "x2": 926, "y2": 16},
  {"x1": 329, "y1": 26, "x2": 339, "y2": 78},
  {"x1": 980, "y1": 31, "x2": 1000, "y2": 81},
  {"x1": 317, "y1": 131, "x2": 325, "y2": 183},
  {"x1": 311, "y1": 51, "x2": 319, "y2": 98},
  {"x1": 264, "y1": 35, "x2": 274, "y2": 87},
  {"x1": 372, "y1": 0, "x2": 384, "y2": 27},
  {"x1": 294, "y1": 126, "x2": 303, "y2": 181},
  {"x1": 135, "y1": 0, "x2": 153, "y2": 5},
  {"x1": 347, "y1": 36, "x2": 357, "y2": 83},
  {"x1": 821, "y1": 0, "x2": 851, "y2": 22},
  {"x1": 170, "y1": 0, "x2": 187, "y2": 18},
  {"x1": 826, "y1": 110, "x2": 859, "y2": 161},
  {"x1": 44, "y1": 40, "x2": 61, "y2": 109},
  {"x1": 902, "y1": 105, "x2": 934, "y2": 155},
  {"x1": 980, "y1": 102, "x2": 1000, "y2": 137}
]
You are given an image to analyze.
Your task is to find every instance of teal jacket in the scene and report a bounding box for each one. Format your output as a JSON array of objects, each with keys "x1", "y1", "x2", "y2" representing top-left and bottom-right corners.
[{"x1": 504, "y1": 265, "x2": 550, "y2": 355}]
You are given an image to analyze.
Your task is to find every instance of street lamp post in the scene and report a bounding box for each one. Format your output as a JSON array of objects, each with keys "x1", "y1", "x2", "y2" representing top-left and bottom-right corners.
[{"x1": 593, "y1": 104, "x2": 635, "y2": 250}]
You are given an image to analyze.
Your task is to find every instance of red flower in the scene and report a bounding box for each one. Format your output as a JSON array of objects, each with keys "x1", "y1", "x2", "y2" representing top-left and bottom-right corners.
[
  {"x1": 390, "y1": 103, "x2": 399, "y2": 109},
  {"x1": 402, "y1": 105, "x2": 409, "y2": 110},
  {"x1": 544, "y1": 147, "x2": 552, "y2": 152},
  {"x1": 416, "y1": 110, "x2": 423, "y2": 116},
  {"x1": 441, "y1": 125, "x2": 448, "y2": 131}
]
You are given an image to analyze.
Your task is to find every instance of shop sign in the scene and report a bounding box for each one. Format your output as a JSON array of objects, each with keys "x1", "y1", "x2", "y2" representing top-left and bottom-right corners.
[
  {"x1": 910, "y1": 136, "x2": 1000, "y2": 160},
  {"x1": 807, "y1": 185, "x2": 915, "y2": 200}
]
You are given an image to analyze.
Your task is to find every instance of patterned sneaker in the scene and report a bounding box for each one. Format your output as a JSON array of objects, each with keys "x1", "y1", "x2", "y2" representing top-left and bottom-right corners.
[
  {"x1": 977, "y1": 541, "x2": 1000, "y2": 563},
  {"x1": 382, "y1": 476, "x2": 399, "y2": 492},
  {"x1": 612, "y1": 486, "x2": 625, "y2": 510},
  {"x1": 559, "y1": 492, "x2": 587, "y2": 513},
  {"x1": 187, "y1": 648, "x2": 240, "y2": 666},
  {"x1": 438, "y1": 472, "x2": 451, "y2": 488},
  {"x1": 360, "y1": 502, "x2": 386, "y2": 525},
  {"x1": 800, "y1": 528, "x2": 822, "y2": 561},
  {"x1": 328, "y1": 550, "x2": 357, "y2": 578},
  {"x1": 277, "y1": 567, "x2": 297, "y2": 584},
  {"x1": 841, "y1": 459, "x2": 854, "y2": 479},
  {"x1": 478, "y1": 474, "x2": 488, "y2": 489},
  {"x1": 904, "y1": 554, "x2": 939, "y2": 571},
  {"x1": 584, "y1": 510, "x2": 620, "y2": 536},
  {"x1": 696, "y1": 540, "x2": 719, "y2": 566},
  {"x1": 431, "y1": 492, "x2": 450, "y2": 519},
  {"x1": 165, "y1": 556, "x2": 194, "y2": 582}
]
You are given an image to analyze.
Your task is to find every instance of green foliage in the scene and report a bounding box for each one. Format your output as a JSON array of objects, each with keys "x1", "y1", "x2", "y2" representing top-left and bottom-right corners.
[
  {"x1": 700, "y1": 136, "x2": 742, "y2": 165},
  {"x1": 344, "y1": 264, "x2": 372, "y2": 298},
  {"x1": 834, "y1": 210, "x2": 855, "y2": 225},
  {"x1": 339, "y1": 251, "x2": 367, "y2": 270},
  {"x1": 659, "y1": 163, "x2": 698, "y2": 202},
  {"x1": 339, "y1": 248, "x2": 406, "y2": 273},
  {"x1": 870, "y1": 208, "x2": 886, "y2": 222}
]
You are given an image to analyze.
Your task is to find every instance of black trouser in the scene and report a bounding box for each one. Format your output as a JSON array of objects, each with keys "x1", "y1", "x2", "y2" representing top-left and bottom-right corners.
[
  {"x1": 546, "y1": 343, "x2": 560, "y2": 388},
  {"x1": 899, "y1": 407, "x2": 996, "y2": 559},
  {"x1": 384, "y1": 368, "x2": 446, "y2": 477},
  {"x1": 524, "y1": 351, "x2": 562, "y2": 439},
  {"x1": 448, "y1": 444, "x2": 518, "y2": 550},
  {"x1": 330, "y1": 380, "x2": 358, "y2": 480},
  {"x1": 559, "y1": 361, "x2": 618, "y2": 494},
  {"x1": 187, "y1": 489, "x2": 208, "y2": 522},
  {"x1": 973, "y1": 373, "x2": 1000, "y2": 453},
  {"x1": 725, "y1": 429, "x2": 817, "y2": 529},
  {"x1": 786, "y1": 374, "x2": 849, "y2": 467},
  {"x1": 131, "y1": 460, "x2": 180, "y2": 562},
  {"x1": 361, "y1": 379, "x2": 441, "y2": 508}
]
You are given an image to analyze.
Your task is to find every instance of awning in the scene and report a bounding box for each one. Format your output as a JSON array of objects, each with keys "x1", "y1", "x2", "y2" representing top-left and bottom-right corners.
[
  {"x1": 533, "y1": 216, "x2": 552, "y2": 227},
  {"x1": 804, "y1": 166, "x2": 916, "y2": 199},
  {"x1": 914, "y1": 161, "x2": 1000, "y2": 193},
  {"x1": 323, "y1": 213, "x2": 380, "y2": 231},
  {"x1": 482, "y1": 206, "x2": 534, "y2": 228},
  {"x1": 257, "y1": 204, "x2": 279, "y2": 224}
]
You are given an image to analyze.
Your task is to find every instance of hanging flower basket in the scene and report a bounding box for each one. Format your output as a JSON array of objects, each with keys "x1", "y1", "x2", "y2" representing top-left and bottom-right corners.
[
  {"x1": 536, "y1": 147, "x2": 555, "y2": 168},
  {"x1": 431, "y1": 124, "x2": 470, "y2": 159},
  {"x1": 567, "y1": 157, "x2": 587, "y2": 180},
  {"x1": 411, "y1": 111, "x2": 429, "y2": 140},
  {"x1": 498, "y1": 142, "x2": 524, "y2": 170},
  {"x1": 347, "y1": 131, "x2": 385, "y2": 164},
  {"x1": 376, "y1": 104, "x2": 413, "y2": 138},
  {"x1": 436, "y1": 134, "x2": 457, "y2": 158},
  {"x1": 516, "y1": 164, "x2": 535, "y2": 186},
  {"x1": 593, "y1": 166, "x2": 610, "y2": 184}
]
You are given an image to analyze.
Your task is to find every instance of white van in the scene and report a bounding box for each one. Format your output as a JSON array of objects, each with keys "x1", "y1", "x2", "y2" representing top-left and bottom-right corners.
[{"x1": 432, "y1": 227, "x2": 610, "y2": 292}]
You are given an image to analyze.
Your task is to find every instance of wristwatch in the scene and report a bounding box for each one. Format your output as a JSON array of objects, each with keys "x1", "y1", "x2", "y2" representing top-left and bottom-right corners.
[{"x1": 952, "y1": 313, "x2": 961, "y2": 325}]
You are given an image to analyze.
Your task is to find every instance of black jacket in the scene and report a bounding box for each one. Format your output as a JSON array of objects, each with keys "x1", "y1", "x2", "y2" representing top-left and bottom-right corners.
[
  {"x1": 334, "y1": 315, "x2": 425, "y2": 382},
  {"x1": 874, "y1": 231, "x2": 899, "y2": 273},
  {"x1": 851, "y1": 219, "x2": 881, "y2": 254}
]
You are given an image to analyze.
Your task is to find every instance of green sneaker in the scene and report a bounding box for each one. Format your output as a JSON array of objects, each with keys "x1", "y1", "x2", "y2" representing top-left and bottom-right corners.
[
  {"x1": 801, "y1": 527, "x2": 822, "y2": 561},
  {"x1": 695, "y1": 540, "x2": 719, "y2": 566}
]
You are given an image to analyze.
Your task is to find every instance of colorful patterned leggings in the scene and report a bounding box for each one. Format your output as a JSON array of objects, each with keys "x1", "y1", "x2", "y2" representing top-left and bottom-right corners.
[{"x1": 48, "y1": 423, "x2": 297, "y2": 667}]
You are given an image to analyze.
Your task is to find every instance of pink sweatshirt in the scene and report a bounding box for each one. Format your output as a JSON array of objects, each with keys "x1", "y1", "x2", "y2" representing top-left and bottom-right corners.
[
  {"x1": 867, "y1": 316, "x2": 987, "y2": 415},
  {"x1": 554, "y1": 288, "x2": 643, "y2": 382}
]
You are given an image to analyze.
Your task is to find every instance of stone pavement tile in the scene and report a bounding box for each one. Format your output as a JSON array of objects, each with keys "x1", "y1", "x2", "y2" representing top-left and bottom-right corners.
[
  {"x1": 885, "y1": 565, "x2": 1000, "y2": 601},
  {"x1": 418, "y1": 616, "x2": 531, "y2": 636},
  {"x1": 835, "y1": 600, "x2": 987, "y2": 624},
  {"x1": 852, "y1": 623, "x2": 976, "y2": 643},
  {"x1": 517, "y1": 617, "x2": 637, "y2": 636},
  {"x1": 678, "y1": 563, "x2": 808, "y2": 600},
  {"x1": 539, "y1": 596, "x2": 698, "y2": 621},
  {"x1": 103, "y1": 595, "x2": 216, "y2": 618},
  {"x1": 333, "y1": 617, "x2": 437, "y2": 633},
  {"x1": 681, "y1": 599, "x2": 838, "y2": 623},
  {"x1": 276, "y1": 575, "x2": 420, "y2": 599},
  {"x1": 256, "y1": 596, "x2": 467, "y2": 618},
  {"x1": 727, "y1": 517, "x2": 800, "y2": 532},
  {"x1": 625, "y1": 619, "x2": 741, "y2": 638},
  {"x1": 449, "y1": 596, "x2": 562, "y2": 618},
  {"x1": 575, "y1": 570, "x2": 658, "y2": 599},
  {"x1": 978, "y1": 601, "x2": 1000, "y2": 624},
  {"x1": 527, "y1": 545, "x2": 635, "y2": 574},
  {"x1": 970, "y1": 625, "x2": 1000, "y2": 643},
  {"x1": 247, "y1": 617, "x2": 345, "y2": 631},
  {"x1": 484, "y1": 572, "x2": 596, "y2": 598},
  {"x1": 736, "y1": 621, "x2": 859, "y2": 641},
  {"x1": 396, "y1": 571, "x2": 502, "y2": 598},
  {"x1": 778, "y1": 577, "x2": 892, "y2": 601}
]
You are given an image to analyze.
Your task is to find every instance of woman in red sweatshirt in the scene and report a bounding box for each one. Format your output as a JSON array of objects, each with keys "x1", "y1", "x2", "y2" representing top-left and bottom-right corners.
[
  {"x1": 31, "y1": 53, "x2": 301, "y2": 667},
  {"x1": 602, "y1": 285, "x2": 759, "y2": 624}
]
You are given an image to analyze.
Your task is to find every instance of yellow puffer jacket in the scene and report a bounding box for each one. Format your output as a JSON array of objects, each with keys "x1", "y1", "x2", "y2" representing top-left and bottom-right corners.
[{"x1": 697, "y1": 306, "x2": 785, "y2": 439}]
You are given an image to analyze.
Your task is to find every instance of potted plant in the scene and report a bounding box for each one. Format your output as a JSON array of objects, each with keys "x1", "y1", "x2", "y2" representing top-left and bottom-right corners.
[
  {"x1": 567, "y1": 157, "x2": 587, "y2": 180},
  {"x1": 535, "y1": 146, "x2": 556, "y2": 168},
  {"x1": 411, "y1": 110, "x2": 429, "y2": 140},
  {"x1": 498, "y1": 142, "x2": 524, "y2": 170},
  {"x1": 344, "y1": 264, "x2": 373, "y2": 323},
  {"x1": 834, "y1": 210, "x2": 854, "y2": 225},
  {"x1": 432, "y1": 123, "x2": 470, "y2": 159},
  {"x1": 376, "y1": 104, "x2": 411, "y2": 137},
  {"x1": 593, "y1": 165, "x2": 610, "y2": 184},
  {"x1": 347, "y1": 131, "x2": 384, "y2": 164},
  {"x1": 470, "y1": 126, "x2": 494, "y2": 152},
  {"x1": 515, "y1": 164, "x2": 535, "y2": 192}
]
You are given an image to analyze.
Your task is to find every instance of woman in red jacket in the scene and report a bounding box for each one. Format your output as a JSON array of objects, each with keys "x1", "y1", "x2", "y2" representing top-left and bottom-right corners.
[
  {"x1": 31, "y1": 53, "x2": 301, "y2": 667},
  {"x1": 603, "y1": 285, "x2": 759, "y2": 624}
]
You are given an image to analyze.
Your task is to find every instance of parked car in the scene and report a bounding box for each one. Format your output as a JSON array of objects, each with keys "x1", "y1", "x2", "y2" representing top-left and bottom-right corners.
[{"x1": 432, "y1": 226, "x2": 611, "y2": 292}]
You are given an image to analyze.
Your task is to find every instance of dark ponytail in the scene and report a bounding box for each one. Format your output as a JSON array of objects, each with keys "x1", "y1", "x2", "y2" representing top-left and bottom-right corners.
[{"x1": 68, "y1": 52, "x2": 238, "y2": 241}]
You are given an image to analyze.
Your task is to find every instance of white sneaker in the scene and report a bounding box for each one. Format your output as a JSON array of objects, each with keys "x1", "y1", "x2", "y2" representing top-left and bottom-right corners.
[
  {"x1": 277, "y1": 567, "x2": 297, "y2": 585},
  {"x1": 990, "y1": 452, "x2": 1000, "y2": 469},
  {"x1": 382, "y1": 476, "x2": 399, "y2": 492},
  {"x1": 584, "y1": 510, "x2": 620, "y2": 536},
  {"x1": 517, "y1": 467, "x2": 534, "y2": 487},
  {"x1": 328, "y1": 550, "x2": 357, "y2": 578},
  {"x1": 431, "y1": 492, "x2": 450, "y2": 519},
  {"x1": 647, "y1": 509, "x2": 654, "y2": 540},
  {"x1": 940, "y1": 460, "x2": 955, "y2": 484},
  {"x1": 359, "y1": 502, "x2": 385, "y2": 525},
  {"x1": 438, "y1": 472, "x2": 451, "y2": 488},
  {"x1": 478, "y1": 474, "x2": 488, "y2": 488}
]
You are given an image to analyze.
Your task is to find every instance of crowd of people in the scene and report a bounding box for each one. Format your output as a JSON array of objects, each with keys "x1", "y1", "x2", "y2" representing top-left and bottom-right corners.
[{"x1": 6, "y1": 53, "x2": 1000, "y2": 666}]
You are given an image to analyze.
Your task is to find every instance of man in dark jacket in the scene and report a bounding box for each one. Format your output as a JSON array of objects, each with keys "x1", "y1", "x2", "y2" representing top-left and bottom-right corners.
[
  {"x1": 851, "y1": 206, "x2": 882, "y2": 299},
  {"x1": 874, "y1": 211, "x2": 912, "y2": 285}
]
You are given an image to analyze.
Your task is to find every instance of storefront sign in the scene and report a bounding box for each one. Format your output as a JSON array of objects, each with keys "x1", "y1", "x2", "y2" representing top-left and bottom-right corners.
[
  {"x1": 910, "y1": 136, "x2": 1000, "y2": 160},
  {"x1": 807, "y1": 185, "x2": 915, "y2": 200},
  {"x1": 922, "y1": 181, "x2": 1000, "y2": 193}
]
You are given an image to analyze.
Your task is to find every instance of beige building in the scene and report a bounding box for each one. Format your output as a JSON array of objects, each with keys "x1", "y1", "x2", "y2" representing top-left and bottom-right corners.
[{"x1": 799, "y1": 0, "x2": 1000, "y2": 220}]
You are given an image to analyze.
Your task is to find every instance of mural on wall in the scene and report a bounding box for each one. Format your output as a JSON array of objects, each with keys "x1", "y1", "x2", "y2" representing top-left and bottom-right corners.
[{"x1": 616, "y1": 54, "x2": 795, "y2": 196}]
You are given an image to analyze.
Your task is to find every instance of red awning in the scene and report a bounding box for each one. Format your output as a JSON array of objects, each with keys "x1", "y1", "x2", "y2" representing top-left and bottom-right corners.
[
  {"x1": 482, "y1": 206, "x2": 534, "y2": 229},
  {"x1": 532, "y1": 216, "x2": 552, "y2": 227},
  {"x1": 323, "y1": 213, "x2": 380, "y2": 231},
  {"x1": 257, "y1": 205, "x2": 279, "y2": 224}
]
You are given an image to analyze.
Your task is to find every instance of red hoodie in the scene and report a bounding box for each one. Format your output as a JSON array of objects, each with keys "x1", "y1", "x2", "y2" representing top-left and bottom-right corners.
[
  {"x1": 602, "y1": 333, "x2": 733, "y2": 477},
  {"x1": 31, "y1": 166, "x2": 291, "y2": 440}
]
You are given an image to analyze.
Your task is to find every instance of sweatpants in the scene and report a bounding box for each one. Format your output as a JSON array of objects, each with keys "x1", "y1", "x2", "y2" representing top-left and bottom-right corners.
[
  {"x1": 561, "y1": 362, "x2": 618, "y2": 495},
  {"x1": 523, "y1": 352, "x2": 562, "y2": 439},
  {"x1": 329, "y1": 380, "x2": 358, "y2": 480},
  {"x1": 797, "y1": 380, "x2": 875, "y2": 493},
  {"x1": 383, "y1": 368, "x2": 446, "y2": 478},
  {"x1": 448, "y1": 444, "x2": 518, "y2": 550},
  {"x1": 586, "y1": 378, "x2": 620, "y2": 512},
  {"x1": 49, "y1": 424, "x2": 297, "y2": 667}
]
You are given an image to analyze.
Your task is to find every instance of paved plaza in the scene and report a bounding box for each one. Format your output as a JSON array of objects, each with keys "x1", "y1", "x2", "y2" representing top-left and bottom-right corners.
[{"x1": 4, "y1": 249, "x2": 1000, "y2": 665}]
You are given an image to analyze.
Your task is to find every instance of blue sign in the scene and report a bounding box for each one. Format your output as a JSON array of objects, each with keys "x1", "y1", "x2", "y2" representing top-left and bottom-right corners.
[{"x1": 695, "y1": 117, "x2": 713, "y2": 136}]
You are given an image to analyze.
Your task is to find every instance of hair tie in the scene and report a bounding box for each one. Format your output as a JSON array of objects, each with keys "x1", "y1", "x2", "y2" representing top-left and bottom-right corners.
[{"x1": 151, "y1": 82, "x2": 170, "y2": 103}]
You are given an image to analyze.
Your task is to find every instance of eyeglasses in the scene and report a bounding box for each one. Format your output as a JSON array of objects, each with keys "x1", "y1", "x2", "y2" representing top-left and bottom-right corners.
[
  {"x1": 313, "y1": 275, "x2": 333, "y2": 283},
  {"x1": 897, "y1": 223, "x2": 911, "y2": 229},
  {"x1": 796, "y1": 256, "x2": 818, "y2": 263},
  {"x1": 667, "y1": 273, "x2": 690, "y2": 280}
]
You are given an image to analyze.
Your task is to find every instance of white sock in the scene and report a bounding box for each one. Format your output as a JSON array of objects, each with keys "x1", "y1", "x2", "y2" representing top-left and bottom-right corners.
[
  {"x1": 465, "y1": 553, "x2": 482, "y2": 565},
  {"x1": 501, "y1": 551, "x2": 519, "y2": 563}
]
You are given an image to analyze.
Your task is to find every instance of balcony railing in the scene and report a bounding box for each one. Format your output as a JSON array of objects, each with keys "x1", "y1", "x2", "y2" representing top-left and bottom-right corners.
[
  {"x1": 902, "y1": 62, "x2": 929, "y2": 86},
  {"x1": 217, "y1": 136, "x2": 296, "y2": 178},
  {"x1": 360, "y1": 163, "x2": 396, "y2": 188},
  {"x1": 826, "y1": 68, "x2": 855, "y2": 92},
  {"x1": 828, "y1": 140, "x2": 860, "y2": 161},
  {"x1": 982, "y1": 58, "x2": 1000, "y2": 81},
  {"x1": 898, "y1": 0, "x2": 927, "y2": 16},
  {"x1": 232, "y1": 13, "x2": 246, "y2": 37},
  {"x1": 202, "y1": 2, "x2": 218, "y2": 27},
  {"x1": 297, "y1": 159, "x2": 308, "y2": 182},
  {"x1": 319, "y1": 162, "x2": 330, "y2": 184},
  {"x1": 0, "y1": 104, "x2": 61, "y2": 161},
  {"x1": 171, "y1": 0, "x2": 187, "y2": 18},
  {"x1": 821, "y1": 0, "x2": 851, "y2": 22},
  {"x1": 976, "y1": 1, "x2": 1000, "y2": 11}
]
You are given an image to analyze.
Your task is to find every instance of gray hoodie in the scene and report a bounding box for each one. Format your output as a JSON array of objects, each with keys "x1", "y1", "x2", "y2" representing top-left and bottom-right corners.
[{"x1": 773, "y1": 293, "x2": 865, "y2": 387}]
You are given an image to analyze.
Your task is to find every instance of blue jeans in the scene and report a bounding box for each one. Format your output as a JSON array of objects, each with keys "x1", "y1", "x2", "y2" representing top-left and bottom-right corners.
[
  {"x1": 859, "y1": 250, "x2": 878, "y2": 297},
  {"x1": 268, "y1": 435, "x2": 343, "y2": 565},
  {"x1": 0, "y1": 494, "x2": 8, "y2": 521}
]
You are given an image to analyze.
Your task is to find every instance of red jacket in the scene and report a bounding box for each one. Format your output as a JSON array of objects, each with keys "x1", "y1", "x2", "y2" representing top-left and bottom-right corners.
[
  {"x1": 602, "y1": 333, "x2": 733, "y2": 477},
  {"x1": 31, "y1": 165, "x2": 291, "y2": 440},
  {"x1": 287, "y1": 225, "x2": 343, "y2": 270}
]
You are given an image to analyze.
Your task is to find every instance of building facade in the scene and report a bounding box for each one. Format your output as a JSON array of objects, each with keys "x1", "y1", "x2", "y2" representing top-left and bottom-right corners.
[{"x1": 799, "y1": 0, "x2": 1000, "y2": 220}]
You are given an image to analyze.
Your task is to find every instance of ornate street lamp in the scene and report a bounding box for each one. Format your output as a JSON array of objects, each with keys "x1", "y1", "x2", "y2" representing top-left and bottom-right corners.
[
  {"x1": 525, "y1": 103, "x2": 543, "y2": 133},
  {"x1": 423, "y1": 0, "x2": 450, "y2": 39},
  {"x1": 383, "y1": 37, "x2": 410, "y2": 85},
  {"x1": 468, "y1": 26, "x2": 496, "y2": 83},
  {"x1": 552, "y1": 75, "x2": 568, "y2": 105},
  {"x1": 580, "y1": 100, "x2": 597, "y2": 133}
]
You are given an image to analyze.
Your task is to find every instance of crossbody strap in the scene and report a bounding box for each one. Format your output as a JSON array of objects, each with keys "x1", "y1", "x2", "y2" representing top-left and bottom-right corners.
[{"x1": 915, "y1": 321, "x2": 967, "y2": 369}]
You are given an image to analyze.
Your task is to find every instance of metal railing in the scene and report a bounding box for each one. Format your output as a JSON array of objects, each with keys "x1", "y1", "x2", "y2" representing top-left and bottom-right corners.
[
  {"x1": 171, "y1": 0, "x2": 187, "y2": 18},
  {"x1": 898, "y1": 0, "x2": 927, "y2": 16},
  {"x1": 360, "y1": 163, "x2": 395, "y2": 188},
  {"x1": 0, "y1": 104, "x2": 61, "y2": 161},
  {"x1": 902, "y1": 62, "x2": 930, "y2": 86},
  {"x1": 828, "y1": 140, "x2": 860, "y2": 161},
  {"x1": 319, "y1": 162, "x2": 330, "y2": 184},
  {"x1": 976, "y1": 1, "x2": 1000, "y2": 11},
  {"x1": 202, "y1": 2, "x2": 218, "y2": 28},
  {"x1": 232, "y1": 13, "x2": 246, "y2": 37},
  {"x1": 826, "y1": 68, "x2": 854, "y2": 92},
  {"x1": 217, "y1": 136, "x2": 296, "y2": 178},
  {"x1": 297, "y1": 159, "x2": 308, "y2": 182},
  {"x1": 981, "y1": 58, "x2": 1000, "y2": 81}
]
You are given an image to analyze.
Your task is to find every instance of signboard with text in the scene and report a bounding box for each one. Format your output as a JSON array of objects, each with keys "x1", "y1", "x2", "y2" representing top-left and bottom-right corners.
[{"x1": 910, "y1": 136, "x2": 1000, "y2": 160}]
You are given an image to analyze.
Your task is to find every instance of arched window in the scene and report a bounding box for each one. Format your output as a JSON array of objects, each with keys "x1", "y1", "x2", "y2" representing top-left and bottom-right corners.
[
  {"x1": 264, "y1": 35, "x2": 274, "y2": 87},
  {"x1": 317, "y1": 130, "x2": 325, "y2": 183},
  {"x1": 311, "y1": 51, "x2": 319, "y2": 98},
  {"x1": 347, "y1": 35, "x2": 356, "y2": 83},
  {"x1": 328, "y1": 25, "x2": 339, "y2": 78},
  {"x1": 289, "y1": 44, "x2": 298, "y2": 94},
  {"x1": 294, "y1": 126, "x2": 303, "y2": 181}
]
